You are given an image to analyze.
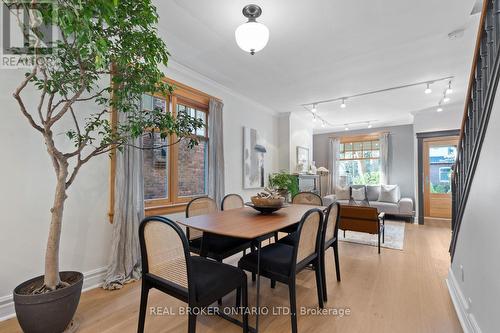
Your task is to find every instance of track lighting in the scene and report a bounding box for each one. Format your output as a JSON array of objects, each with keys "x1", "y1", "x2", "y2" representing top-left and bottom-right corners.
[
  {"x1": 367, "y1": 123, "x2": 373, "y2": 129},
  {"x1": 321, "y1": 120, "x2": 326, "y2": 128},
  {"x1": 312, "y1": 104, "x2": 317, "y2": 113},
  {"x1": 344, "y1": 126, "x2": 349, "y2": 131},
  {"x1": 425, "y1": 83, "x2": 432, "y2": 94},
  {"x1": 446, "y1": 81, "x2": 453, "y2": 95},
  {"x1": 437, "y1": 106, "x2": 443, "y2": 112},
  {"x1": 443, "y1": 96, "x2": 450, "y2": 103},
  {"x1": 302, "y1": 76, "x2": 453, "y2": 112},
  {"x1": 312, "y1": 115, "x2": 317, "y2": 122}
]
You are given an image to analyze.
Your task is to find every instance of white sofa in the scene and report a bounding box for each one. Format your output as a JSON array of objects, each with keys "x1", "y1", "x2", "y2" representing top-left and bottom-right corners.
[{"x1": 323, "y1": 185, "x2": 414, "y2": 220}]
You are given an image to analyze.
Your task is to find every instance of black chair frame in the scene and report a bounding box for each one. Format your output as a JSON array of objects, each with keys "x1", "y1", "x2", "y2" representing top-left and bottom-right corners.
[
  {"x1": 238, "y1": 208, "x2": 325, "y2": 333},
  {"x1": 138, "y1": 216, "x2": 249, "y2": 333},
  {"x1": 319, "y1": 202, "x2": 341, "y2": 302}
]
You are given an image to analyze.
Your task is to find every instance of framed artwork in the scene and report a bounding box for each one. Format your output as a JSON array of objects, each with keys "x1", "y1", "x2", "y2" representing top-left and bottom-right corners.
[
  {"x1": 296, "y1": 146, "x2": 310, "y2": 173},
  {"x1": 243, "y1": 127, "x2": 267, "y2": 189}
]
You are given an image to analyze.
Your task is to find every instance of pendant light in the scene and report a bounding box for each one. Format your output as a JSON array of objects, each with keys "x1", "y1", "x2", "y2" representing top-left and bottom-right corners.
[{"x1": 235, "y1": 5, "x2": 269, "y2": 55}]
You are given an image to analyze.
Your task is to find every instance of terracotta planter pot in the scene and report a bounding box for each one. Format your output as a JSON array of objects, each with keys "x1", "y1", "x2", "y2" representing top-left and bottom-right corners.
[{"x1": 13, "y1": 271, "x2": 83, "y2": 333}]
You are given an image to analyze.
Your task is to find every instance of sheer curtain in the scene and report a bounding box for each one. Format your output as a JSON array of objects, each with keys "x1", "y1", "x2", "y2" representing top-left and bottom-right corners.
[
  {"x1": 379, "y1": 132, "x2": 390, "y2": 185},
  {"x1": 208, "y1": 98, "x2": 225, "y2": 206},
  {"x1": 328, "y1": 138, "x2": 340, "y2": 194},
  {"x1": 103, "y1": 111, "x2": 144, "y2": 290}
]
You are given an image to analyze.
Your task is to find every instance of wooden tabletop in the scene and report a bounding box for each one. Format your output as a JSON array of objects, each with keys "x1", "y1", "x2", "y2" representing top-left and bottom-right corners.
[{"x1": 176, "y1": 204, "x2": 325, "y2": 239}]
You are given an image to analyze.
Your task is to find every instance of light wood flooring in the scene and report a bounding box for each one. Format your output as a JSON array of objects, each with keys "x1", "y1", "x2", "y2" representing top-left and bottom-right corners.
[{"x1": 0, "y1": 220, "x2": 461, "y2": 333}]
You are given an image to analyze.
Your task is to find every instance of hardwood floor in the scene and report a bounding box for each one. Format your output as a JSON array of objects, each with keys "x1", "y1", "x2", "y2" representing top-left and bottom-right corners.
[{"x1": 0, "y1": 220, "x2": 461, "y2": 333}]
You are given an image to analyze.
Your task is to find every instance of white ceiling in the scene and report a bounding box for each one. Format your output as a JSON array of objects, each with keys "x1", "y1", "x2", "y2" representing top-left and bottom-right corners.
[{"x1": 154, "y1": 0, "x2": 480, "y2": 132}]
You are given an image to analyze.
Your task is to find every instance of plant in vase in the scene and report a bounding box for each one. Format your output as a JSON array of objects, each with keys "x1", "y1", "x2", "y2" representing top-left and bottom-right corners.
[
  {"x1": 268, "y1": 171, "x2": 299, "y2": 201},
  {"x1": 4, "y1": 1, "x2": 203, "y2": 332}
]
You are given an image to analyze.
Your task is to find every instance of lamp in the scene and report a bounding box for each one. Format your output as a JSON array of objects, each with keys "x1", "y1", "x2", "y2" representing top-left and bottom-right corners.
[{"x1": 235, "y1": 5, "x2": 269, "y2": 55}]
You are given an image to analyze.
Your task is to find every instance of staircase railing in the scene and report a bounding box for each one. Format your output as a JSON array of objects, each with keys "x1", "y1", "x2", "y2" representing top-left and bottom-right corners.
[{"x1": 450, "y1": 0, "x2": 500, "y2": 259}]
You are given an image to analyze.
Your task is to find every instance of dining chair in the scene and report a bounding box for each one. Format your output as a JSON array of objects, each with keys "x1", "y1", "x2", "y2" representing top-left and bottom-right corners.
[
  {"x1": 185, "y1": 197, "x2": 218, "y2": 251},
  {"x1": 186, "y1": 197, "x2": 253, "y2": 262},
  {"x1": 320, "y1": 202, "x2": 341, "y2": 302},
  {"x1": 138, "y1": 216, "x2": 249, "y2": 333},
  {"x1": 238, "y1": 208, "x2": 325, "y2": 333},
  {"x1": 221, "y1": 193, "x2": 244, "y2": 211},
  {"x1": 292, "y1": 192, "x2": 323, "y2": 206},
  {"x1": 279, "y1": 192, "x2": 323, "y2": 235}
]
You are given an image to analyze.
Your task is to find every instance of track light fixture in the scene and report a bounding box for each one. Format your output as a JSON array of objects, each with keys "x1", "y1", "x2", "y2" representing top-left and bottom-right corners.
[
  {"x1": 446, "y1": 81, "x2": 453, "y2": 95},
  {"x1": 437, "y1": 105, "x2": 443, "y2": 112},
  {"x1": 311, "y1": 103, "x2": 317, "y2": 113},
  {"x1": 425, "y1": 83, "x2": 432, "y2": 94},
  {"x1": 443, "y1": 95, "x2": 450, "y2": 103},
  {"x1": 367, "y1": 123, "x2": 373, "y2": 128},
  {"x1": 301, "y1": 75, "x2": 453, "y2": 111}
]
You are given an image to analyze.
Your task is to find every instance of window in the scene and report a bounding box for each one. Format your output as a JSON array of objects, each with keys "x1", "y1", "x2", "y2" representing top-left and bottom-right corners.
[
  {"x1": 439, "y1": 167, "x2": 452, "y2": 183},
  {"x1": 142, "y1": 80, "x2": 211, "y2": 214},
  {"x1": 338, "y1": 137, "x2": 380, "y2": 185},
  {"x1": 176, "y1": 103, "x2": 208, "y2": 198}
]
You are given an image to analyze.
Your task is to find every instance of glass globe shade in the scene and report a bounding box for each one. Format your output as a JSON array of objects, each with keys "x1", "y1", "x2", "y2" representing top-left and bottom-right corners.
[{"x1": 235, "y1": 21, "x2": 269, "y2": 54}]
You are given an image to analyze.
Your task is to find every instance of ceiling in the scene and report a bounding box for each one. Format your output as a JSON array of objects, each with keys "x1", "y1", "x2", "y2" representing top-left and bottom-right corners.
[{"x1": 154, "y1": 0, "x2": 480, "y2": 132}]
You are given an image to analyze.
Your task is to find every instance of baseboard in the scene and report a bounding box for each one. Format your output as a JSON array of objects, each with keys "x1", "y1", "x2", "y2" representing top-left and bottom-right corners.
[
  {"x1": 0, "y1": 266, "x2": 107, "y2": 322},
  {"x1": 446, "y1": 268, "x2": 482, "y2": 333}
]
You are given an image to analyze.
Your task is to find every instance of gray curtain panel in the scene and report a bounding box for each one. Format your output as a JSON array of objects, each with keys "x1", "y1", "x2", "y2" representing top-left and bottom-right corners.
[
  {"x1": 208, "y1": 98, "x2": 225, "y2": 206},
  {"x1": 328, "y1": 138, "x2": 340, "y2": 194},
  {"x1": 379, "y1": 132, "x2": 390, "y2": 185},
  {"x1": 103, "y1": 114, "x2": 144, "y2": 290}
]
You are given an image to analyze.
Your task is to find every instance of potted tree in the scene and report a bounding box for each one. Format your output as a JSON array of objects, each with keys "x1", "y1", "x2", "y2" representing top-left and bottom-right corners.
[{"x1": 5, "y1": 1, "x2": 203, "y2": 332}]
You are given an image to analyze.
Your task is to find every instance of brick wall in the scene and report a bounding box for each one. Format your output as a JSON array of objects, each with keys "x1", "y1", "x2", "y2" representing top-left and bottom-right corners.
[
  {"x1": 143, "y1": 133, "x2": 168, "y2": 200},
  {"x1": 177, "y1": 139, "x2": 207, "y2": 197},
  {"x1": 143, "y1": 133, "x2": 207, "y2": 200}
]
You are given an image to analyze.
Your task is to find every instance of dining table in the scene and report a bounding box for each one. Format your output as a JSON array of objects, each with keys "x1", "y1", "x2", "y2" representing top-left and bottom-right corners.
[{"x1": 176, "y1": 203, "x2": 326, "y2": 333}]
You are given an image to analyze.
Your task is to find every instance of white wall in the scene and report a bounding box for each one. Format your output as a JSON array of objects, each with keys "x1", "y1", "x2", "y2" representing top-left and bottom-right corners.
[
  {"x1": 413, "y1": 102, "x2": 463, "y2": 133},
  {"x1": 165, "y1": 61, "x2": 280, "y2": 201},
  {"x1": 277, "y1": 113, "x2": 291, "y2": 171},
  {"x1": 447, "y1": 89, "x2": 500, "y2": 333},
  {"x1": 0, "y1": 61, "x2": 280, "y2": 319},
  {"x1": 289, "y1": 113, "x2": 314, "y2": 173}
]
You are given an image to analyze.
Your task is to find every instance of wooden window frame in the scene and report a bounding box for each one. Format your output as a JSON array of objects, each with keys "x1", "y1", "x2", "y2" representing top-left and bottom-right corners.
[
  {"x1": 339, "y1": 134, "x2": 381, "y2": 162},
  {"x1": 143, "y1": 79, "x2": 216, "y2": 216},
  {"x1": 108, "y1": 78, "x2": 221, "y2": 220}
]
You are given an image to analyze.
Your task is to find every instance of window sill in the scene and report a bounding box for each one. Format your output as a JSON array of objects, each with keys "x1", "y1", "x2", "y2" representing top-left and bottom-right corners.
[{"x1": 145, "y1": 203, "x2": 187, "y2": 216}]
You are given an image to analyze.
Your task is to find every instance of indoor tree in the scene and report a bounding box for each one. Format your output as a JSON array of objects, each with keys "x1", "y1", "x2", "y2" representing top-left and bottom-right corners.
[{"x1": 5, "y1": 0, "x2": 203, "y2": 292}]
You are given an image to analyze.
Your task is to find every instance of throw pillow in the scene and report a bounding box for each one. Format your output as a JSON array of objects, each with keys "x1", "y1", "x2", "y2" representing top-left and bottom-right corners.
[
  {"x1": 351, "y1": 187, "x2": 366, "y2": 201},
  {"x1": 366, "y1": 185, "x2": 381, "y2": 201},
  {"x1": 335, "y1": 186, "x2": 350, "y2": 200},
  {"x1": 378, "y1": 185, "x2": 400, "y2": 203}
]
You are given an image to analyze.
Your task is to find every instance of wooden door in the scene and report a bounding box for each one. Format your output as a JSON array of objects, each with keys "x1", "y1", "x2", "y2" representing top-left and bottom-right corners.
[{"x1": 423, "y1": 137, "x2": 458, "y2": 219}]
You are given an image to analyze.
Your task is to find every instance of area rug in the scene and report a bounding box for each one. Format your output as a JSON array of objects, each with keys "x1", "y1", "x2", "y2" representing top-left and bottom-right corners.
[{"x1": 338, "y1": 220, "x2": 405, "y2": 250}]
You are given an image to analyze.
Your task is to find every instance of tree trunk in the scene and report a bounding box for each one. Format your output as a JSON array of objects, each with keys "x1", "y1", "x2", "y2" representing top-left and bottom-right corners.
[{"x1": 43, "y1": 166, "x2": 68, "y2": 290}]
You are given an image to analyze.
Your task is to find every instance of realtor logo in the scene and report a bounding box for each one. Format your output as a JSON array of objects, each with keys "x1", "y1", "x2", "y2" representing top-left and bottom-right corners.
[{"x1": 1, "y1": 0, "x2": 57, "y2": 69}]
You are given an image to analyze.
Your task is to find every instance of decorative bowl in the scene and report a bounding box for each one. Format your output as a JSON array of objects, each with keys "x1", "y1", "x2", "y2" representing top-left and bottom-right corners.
[
  {"x1": 247, "y1": 196, "x2": 287, "y2": 214},
  {"x1": 250, "y1": 196, "x2": 285, "y2": 207}
]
